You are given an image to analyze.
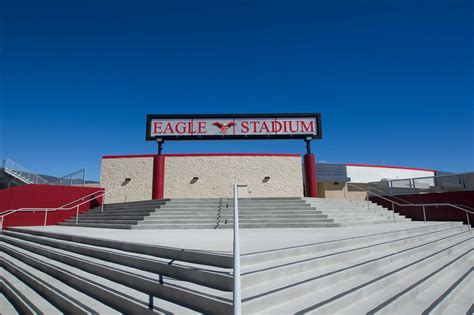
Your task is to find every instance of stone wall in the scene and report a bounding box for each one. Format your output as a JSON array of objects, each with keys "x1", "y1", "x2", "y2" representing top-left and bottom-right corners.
[
  {"x1": 164, "y1": 155, "x2": 303, "y2": 198},
  {"x1": 100, "y1": 154, "x2": 304, "y2": 202},
  {"x1": 100, "y1": 157, "x2": 154, "y2": 204}
]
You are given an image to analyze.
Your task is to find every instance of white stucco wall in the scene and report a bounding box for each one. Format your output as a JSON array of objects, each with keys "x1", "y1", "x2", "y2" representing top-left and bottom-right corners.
[
  {"x1": 164, "y1": 155, "x2": 304, "y2": 198},
  {"x1": 346, "y1": 165, "x2": 435, "y2": 183},
  {"x1": 100, "y1": 157, "x2": 154, "y2": 204}
]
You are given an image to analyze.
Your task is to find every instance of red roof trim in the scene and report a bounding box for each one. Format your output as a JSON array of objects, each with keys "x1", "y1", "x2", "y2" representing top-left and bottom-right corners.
[
  {"x1": 345, "y1": 163, "x2": 435, "y2": 172},
  {"x1": 103, "y1": 153, "x2": 301, "y2": 159},
  {"x1": 102, "y1": 154, "x2": 156, "y2": 159}
]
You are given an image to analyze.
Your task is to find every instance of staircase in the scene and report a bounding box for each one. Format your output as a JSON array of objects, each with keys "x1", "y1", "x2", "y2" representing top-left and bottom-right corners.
[
  {"x1": 1, "y1": 222, "x2": 472, "y2": 314},
  {"x1": 239, "y1": 221, "x2": 473, "y2": 314},
  {"x1": 62, "y1": 197, "x2": 408, "y2": 229},
  {"x1": 0, "y1": 227, "x2": 233, "y2": 314},
  {"x1": 138, "y1": 197, "x2": 340, "y2": 229},
  {"x1": 60, "y1": 199, "x2": 169, "y2": 229},
  {"x1": 304, "y1": 197, "x2": 410, "y2": 226},
  {"x1": 1, "y1": 158, "x2": 49, "y2": 185}
]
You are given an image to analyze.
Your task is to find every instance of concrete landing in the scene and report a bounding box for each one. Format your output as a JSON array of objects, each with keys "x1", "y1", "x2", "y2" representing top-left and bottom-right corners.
[{"x1": 15, "y1": 221, "x2": 448, "y2": 254}]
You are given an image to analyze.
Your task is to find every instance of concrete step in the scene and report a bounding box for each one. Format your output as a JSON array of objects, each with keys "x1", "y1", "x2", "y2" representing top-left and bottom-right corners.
[
  {"x1": 148, "y1": 213, "x2": 326, "y2": 219},
  {"x1": 3, "y1": 230, "x2": 233, "y2": 292},
  {"x1": 79, "y1": 211, "x2": 154, "y2": 218},
  {"x1": 422, "y1": 266, "x2": 473, "y2": 314},
  {"x1": 85, "y1": 208, "x2": 156, "y2": 214},
  {"x1": 9, "y1": 227, "x2": 233, "y2": 268},
  {"x1": 241, "y1": 222, "x2": 461, "y2": 269},
  {"x1": 337, "y1": 219, "x2": 409, "y2": 227},
  {"x1": 314, "y1": 206, "x2": 388, "y2": 213},
  {"x1": 59, "y1": 222, "x2": 133, "y2": 229},
  {"x1": 301, "y1": 236, "x2": 472, "y2": 314},
  {"x1": 139, "y1": 218, "x2": 335, "y2": 225},
  {"x1": 0, "y1": 241, "x2": 200, "y2": 314},
  {"x1": 95, "y1": 206, "x2": 164, "y2": 212},
  {"x1": 437, "y1": 270, "x2": 474, "y2": 315},
  {"x1": 65, "y1": 219, "x2": 140, "y2": 224},
  {"x1": 133, "y1": 222, "x2": 341, "y2": 229},
  {"x1": 75, "y1": 215, "x2": 148, "y2": 220},
  {"x1": 95, "y1": 205, "x2": 165, "y2": 212},
  {"x1": 5, "y1": 220, "x2": 470, "y2": 313},
  {"x1": 160, "y1": 203, "x2": 309, "y2": 208},
  {"x1": 1, "y1": 253, "x2": 118, "y2": 314},
  {"x1": 0, "y1": 234, "x2": 232, "y2": 314},
  {"x1": 243, "y1": 228, "x2": 472, "y2": 313},
  {"x1": 356, "y1": 250, "x2": 472, "y2": 315},
  {"x1": 0, "y1": 288, "x2": 22, "y2": 315},
  {"x1": 1, "y1": 266, "x2": 61, "y2": 314},
  {"x1": 155, "y1": 209, "x2": 320, "y2": 215},
  {"x1": 240, "y1": 225, "x2": 467, "y2": 290},
  {"x1": 104, "y1": 199, "x2": 169, "y2": 206},
  {"x1": 160, "y1": 206, "x2": 314, "y2": 211}
]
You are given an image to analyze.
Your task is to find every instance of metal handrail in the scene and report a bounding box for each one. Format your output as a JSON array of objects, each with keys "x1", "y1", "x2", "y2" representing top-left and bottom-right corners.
[
  {"x1": 0, "y1": 185, "x2": 125, "y2": 230},
  {"x1": 368, "y1": 172, "x2": 473, "y2": 195},
  {"x1": 2, "y1": 158, "x2": 50, "y2": 184},
  {"x1": 347, "y1": 183, "x2": 473, "y2": 228},
  {"x1": 368, "y1": 185, "x2": 474, "y2": 214},
  {"x1": 367, "y1": 185, "x2": 431, "y2": 205},
  {"x1": 0, "y1": 190, "x2": 104, "y2": 217}
]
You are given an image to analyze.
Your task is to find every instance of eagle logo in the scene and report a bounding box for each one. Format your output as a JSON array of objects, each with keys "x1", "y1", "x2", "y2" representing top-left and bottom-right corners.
[{"x1": 213, "y1": 121, "x2": 236, "y2": 133}]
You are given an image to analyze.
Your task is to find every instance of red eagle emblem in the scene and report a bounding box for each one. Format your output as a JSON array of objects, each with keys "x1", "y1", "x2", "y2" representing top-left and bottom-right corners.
[{"x1": 213, "y1": 121, "x2": 236, "y2": 133}]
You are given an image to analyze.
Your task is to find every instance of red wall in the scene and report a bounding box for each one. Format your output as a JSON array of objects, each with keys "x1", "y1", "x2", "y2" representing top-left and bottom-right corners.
[
  {"x1": 370, "y1": 191, "x2": 474, "y2": 227},
  {"x1": 0, "y1": 185, "x2": 103, "y2": 229}
]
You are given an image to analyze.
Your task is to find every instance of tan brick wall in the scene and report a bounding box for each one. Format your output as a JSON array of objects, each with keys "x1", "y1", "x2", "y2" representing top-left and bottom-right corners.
[
  {"x1": 100, "y1": 155, "x2": 304, "y2": 202},
  {"x1": 164, "y1": 156, "x2": 304, "y2": 198},
  {"x1": 100, "y1": 157, "x2": 154, "y2": 204}
]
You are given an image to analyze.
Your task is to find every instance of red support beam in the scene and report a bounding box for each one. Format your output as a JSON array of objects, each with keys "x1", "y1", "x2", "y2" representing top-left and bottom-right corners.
[
  {"x1": 304, "y1": 153, "x2": 318, "y2": 197},
  {"x1": 152, "y1": 155, "x2": 165, "y2": 199}
]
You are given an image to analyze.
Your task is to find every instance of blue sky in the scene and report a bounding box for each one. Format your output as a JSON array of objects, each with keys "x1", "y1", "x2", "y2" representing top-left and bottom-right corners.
[{"x1": 0, "y1": 0, "x2": 473, "y2": 180}]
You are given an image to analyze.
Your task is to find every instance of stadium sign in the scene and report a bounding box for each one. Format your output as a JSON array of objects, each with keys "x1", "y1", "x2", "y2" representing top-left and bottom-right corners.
[{"x1": 146, "y1": 113, "x2": 322, "y2": 141}]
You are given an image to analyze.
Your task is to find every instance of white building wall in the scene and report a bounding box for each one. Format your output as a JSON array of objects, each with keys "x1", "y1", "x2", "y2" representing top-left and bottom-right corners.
[
  {"x1": 164, "y1": 155, "x2": 304, "y2": 198},
  {"x1": 346, "y1": 165, "x2": 435, "y2": 183},
  {"x1": 100, "y1": 157, "x2": 154, "y2": 204}
]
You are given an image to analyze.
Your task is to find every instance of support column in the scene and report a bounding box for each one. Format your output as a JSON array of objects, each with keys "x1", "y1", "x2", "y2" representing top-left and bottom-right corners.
[
  {"x1": 304, "y1": 153, "x2": 318, "y2": 197},
  {"x1": 152, "y1": 155, "x2": 165, "y2": 199}
]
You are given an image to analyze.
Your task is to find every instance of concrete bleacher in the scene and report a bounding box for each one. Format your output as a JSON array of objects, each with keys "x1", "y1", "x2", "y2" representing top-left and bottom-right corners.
[{"x1": 1, "y1": 220, "x2": 472, "y2": 314}]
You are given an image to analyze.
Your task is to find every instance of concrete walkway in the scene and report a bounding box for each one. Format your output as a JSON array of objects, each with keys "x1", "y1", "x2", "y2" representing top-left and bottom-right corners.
[{"x1": 15, "y1": 221, "x2": 447, "y2": 254}]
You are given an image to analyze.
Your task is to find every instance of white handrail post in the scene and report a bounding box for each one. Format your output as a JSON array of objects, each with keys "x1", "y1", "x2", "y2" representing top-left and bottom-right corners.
[
  {"x1": 43, "y1": 209, "x2": 48, "y2": 226},
  {"x1": 466, "y1": 212, "x2": 471, "y2": 230},
  {"x1": 422, "y1": 205, "x2": 427, "y2": 223},
  {"x1": 233, "y1": 180, "x2": 241, "y2": 315},
  {"x1": 391, "y1": 201, "x2": 395, "y2": 221},
  {"x1": 366, "y1": 191, "x2": 370, "y2": 210},
  {"x1": 75, "y1": 205, "x2": 80, "y2": 224}
]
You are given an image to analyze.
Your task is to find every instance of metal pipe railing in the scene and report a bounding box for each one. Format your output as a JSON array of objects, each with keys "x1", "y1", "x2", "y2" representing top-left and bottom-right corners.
[
  {"x1": 348, "y1": 183, "x2": 473, "y2": 229},
  {"x1": 233, "y1": 180, "x2": 242, "y2": 315},
  {"x1": 368, "y1": 172, "x2": 473, "y2": 196},
  {"x1": 2, "y1": 158, "x2": 50, "y2": 184}
]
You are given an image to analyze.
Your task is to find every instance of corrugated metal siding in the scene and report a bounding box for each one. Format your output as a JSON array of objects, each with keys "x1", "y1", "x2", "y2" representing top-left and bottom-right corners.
[{"x1": 316, "y1": 163, "x2": 350, "y2": 182}]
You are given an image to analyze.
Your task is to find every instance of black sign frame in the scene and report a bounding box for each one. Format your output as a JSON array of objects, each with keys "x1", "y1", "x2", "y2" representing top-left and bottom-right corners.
[{"x1": 146, "y1": 113, "x2": 322, "y2": 141}]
